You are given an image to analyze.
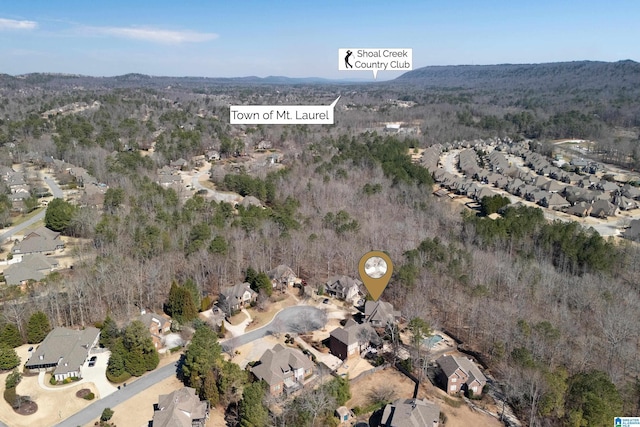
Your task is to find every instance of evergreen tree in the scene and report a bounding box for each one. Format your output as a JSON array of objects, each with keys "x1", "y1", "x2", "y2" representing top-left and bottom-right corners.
[
  {"x1": 26, "y1": 311, "x2": 51, "y2": 344},
  {"x1": 0, "y1": 344, "x2": 20, "y2": 370},
  {"x1": 239, "y1": 382, "x2": 269, "y2": 427},
  {"x1": 44, "y1": 198, "x2": 76, "y2": 232},
  {"x1": 182, "y1": 325, "x2": 222, "y2": 393},
  {"x1": 106, "y1": 340, "x2": 127, "y2": 382},
  {"x1": 0, "y1": 324, "x2": 22, "y2": 348},
  {"x1": 99, "y1": 315, "x2": 119, "y2": 348},
  {"x1": 201, "y1": 370, "x2": 219, "y2": 406},
  {"x1": 183, "y1": 278, "x2": 201, "y2": 312},
  {"x1": 565, "y1": 370, "x2": 622, "y2": 426}
]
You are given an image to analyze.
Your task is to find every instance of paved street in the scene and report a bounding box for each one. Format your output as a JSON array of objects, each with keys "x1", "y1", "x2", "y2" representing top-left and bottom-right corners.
[
  {"x1": 0, "y1": 176, "x2": 63, "y2": 243},
  {"x1": 53, "y1": 362, "x2": 176, "y2": 427},
  {"x1": 52, "y1": 305, "x2": 324, "y2": 427}
]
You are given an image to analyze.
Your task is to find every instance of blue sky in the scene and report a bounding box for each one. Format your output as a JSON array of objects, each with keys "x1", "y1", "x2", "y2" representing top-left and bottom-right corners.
[{"x1": 0, "y1": 0, "x2": 638, "y2": 80}]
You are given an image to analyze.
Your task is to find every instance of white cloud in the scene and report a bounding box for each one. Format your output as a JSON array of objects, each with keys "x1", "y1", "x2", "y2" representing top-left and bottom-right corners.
[
  {"x1": 0, "y1": 18, "x2": 38, "y2": 30},
  {"x1": 84, "y1": 26, "x2": 218, "y2": 44}
]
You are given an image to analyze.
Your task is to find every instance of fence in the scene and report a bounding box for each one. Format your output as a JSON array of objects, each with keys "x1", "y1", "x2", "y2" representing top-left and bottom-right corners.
[{"x1": 349, "y1": 363, "x2": 390, "y2": 384}]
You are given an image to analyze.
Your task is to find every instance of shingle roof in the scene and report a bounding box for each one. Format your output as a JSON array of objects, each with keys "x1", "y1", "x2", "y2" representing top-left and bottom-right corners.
[
  {"x1": 437, "y1": 354, "x2": 486, "y2": 386},
  {"x1": 380, "y1": 398, "x2": 440, "y2": 427},
  {"x1": 251, "y1": 344, "x2": 314, "y2": 387},
  {"x1": 12, "y1": 226, "x2": 64, "y2": 254},
  {"x1": 153, "y1": 387, "x2": 208, "y2": 427},
  {"x1": 364, "y1": 300, "x2": 400, "y2": 325},
  {"x1": 330, "y1": 319, "x2": 378, "y2": 346},
  {"x1": 25, "y1": 327, "x2": 100, "y2": 376},
  {"x1": 3, "y1": 253, "x2": 59, "y2": 285}
]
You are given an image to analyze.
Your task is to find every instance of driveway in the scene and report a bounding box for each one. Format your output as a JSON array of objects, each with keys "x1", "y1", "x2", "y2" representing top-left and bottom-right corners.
[{"x1": 0, "y1": 176, "x2": 63, "y2": 243}]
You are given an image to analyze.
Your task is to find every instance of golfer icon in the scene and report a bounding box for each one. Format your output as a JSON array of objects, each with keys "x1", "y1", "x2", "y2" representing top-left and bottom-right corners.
[{"x1": 345, "y1": 50, "x2": 353, "y2": 68}]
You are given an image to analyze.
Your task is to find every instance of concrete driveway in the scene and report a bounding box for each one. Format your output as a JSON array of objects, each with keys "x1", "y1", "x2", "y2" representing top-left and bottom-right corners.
[{"x1": 36, "y1": 350, "x2": 117, "y2": 398}]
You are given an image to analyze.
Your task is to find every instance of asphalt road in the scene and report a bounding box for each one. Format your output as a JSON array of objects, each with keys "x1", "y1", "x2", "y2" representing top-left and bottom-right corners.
[
  {"x1": 53, "y1": 362, "x2": 177, "y2": 427},
  {"x1": 0, "y1": 176, "x2": 63, "y2": 243},
  {"x1": 52, "y1": 305, "x2": 324, "y2": 427}
]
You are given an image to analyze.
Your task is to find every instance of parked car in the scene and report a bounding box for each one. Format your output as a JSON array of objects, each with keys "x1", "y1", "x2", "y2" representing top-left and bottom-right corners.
[
  {"x1": 323, "y1": 298, "x2": 330, "y2": 304},
  {"x1": 88, "y1": 356, "x2": 97, "y2": 367}
]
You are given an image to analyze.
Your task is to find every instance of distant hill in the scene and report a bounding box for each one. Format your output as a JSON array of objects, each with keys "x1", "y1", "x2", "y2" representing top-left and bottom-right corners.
[
  {"x1": 394, "y1": 60, "x2": 640, "y2": 90},
  {"x1": 0, "y1": 73, "x2": 347, "y2": 90}
]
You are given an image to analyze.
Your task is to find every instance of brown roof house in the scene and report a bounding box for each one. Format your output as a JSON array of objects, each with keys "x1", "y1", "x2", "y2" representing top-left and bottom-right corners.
[
  {"x1": 329, "y1": 319, "x2": 380, "y2": 360},
  {"x1": 364, "y1": 300, "x2": 401, "y2": 327},
  {"x1": 152, "y1": 387, "x2": 209, "y2": 427},
  {"x1": 325, "y1": 275, "x2": 362, "y2": 301},
  {"x1": 251, "y1": 344, "x2": 314, "y2": 396},
  {"x1": 139, "y1": 310, "x2": 172, "y2": 351},
  {"x1": 12, "y1": 226, "x2": 65, "y2": 255},
  {"x1": 436, "y1": 354, "x2": 487, "y2": 397},
  {"x1": 25, "y1": 327, "x2": 100, "y2": 381},
  {"x1": 379, "y1": 398, "x2": 441, "y2": 427},
  {"x1": 218, "y1": 282, "x2": 257, "y2": 314}
]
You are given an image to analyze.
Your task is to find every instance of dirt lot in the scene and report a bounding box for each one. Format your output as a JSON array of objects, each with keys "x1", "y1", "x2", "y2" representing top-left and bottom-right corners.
[{"x1": 346, "y1": 367, "x2": 502, "y2": 427}]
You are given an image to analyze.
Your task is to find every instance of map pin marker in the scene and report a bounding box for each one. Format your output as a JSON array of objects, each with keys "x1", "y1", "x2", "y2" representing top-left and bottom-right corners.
[{"x1": 358, "y1": 251, "x2": 393, "y2": 301}]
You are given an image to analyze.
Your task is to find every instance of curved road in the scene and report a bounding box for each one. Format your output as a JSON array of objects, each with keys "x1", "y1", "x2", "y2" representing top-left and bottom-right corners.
[
  {"x1": 53, "y1": 305, "x2": 325, "y2": 427},
  {"x1": 0, "y1": 176, "x2": 64, "y2": 243}
]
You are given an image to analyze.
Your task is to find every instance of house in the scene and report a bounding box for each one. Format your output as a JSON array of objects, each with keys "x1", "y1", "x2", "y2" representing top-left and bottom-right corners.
[
  {"x1": 542, "y1": 193, "x2": 570, "y2": 209},
  {"x1": 12, "y1": 226, "x2": 65, "y2": 255},
  {"x1": 566, "y1": 202, "x2": 592, "y2": 218},
  {"x1": 624, "y1": 219, "x2": 640, "y2": 242},
  {"x1": 25, "y1": 327, "x2": 100, "y2": 381},
  {"x1": 329, "y1": 319, "x2": 379, "y2": 360},
  {"x1": 218, "y1": 282, "x2": 257, "y2": 313},
  {"x1": 364, "y1": 300, "x2": 401, "y2": 327},
  {"x1": 251, "y1": 344, "x2": 314, "y2": 396},
  {"x1": 379, "y1": 398, "x2": 440, "y2": 427},
  {"x1": 590, "y1": 199, "x2": 617, "y2": 218},
  {"x1": 152, "y1": 387, "x2": 209, "y2": 427},
  {"x1": 267, "y1": 264, "x2": 300, "y2": 289},
  {"x1": 3, "y1": 253, "x2": 60, "y2": 285},
  {"x1": 325, "y1": 276, "x2": 362, "y2": 301},
  {"x1": 169, "y1": 158, "x2": 188, "y2": 170},
  {"x1": 139, "y1": 311, "x2": 172, "y2": 350},
  {"x1": 436, "y1": 354, "x2": 487, "y2": 397}
]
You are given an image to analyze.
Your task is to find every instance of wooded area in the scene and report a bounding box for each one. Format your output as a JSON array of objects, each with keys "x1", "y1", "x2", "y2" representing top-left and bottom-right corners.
[{"x1": 1, "y1": 62, "x2": 640, "y2": 425}]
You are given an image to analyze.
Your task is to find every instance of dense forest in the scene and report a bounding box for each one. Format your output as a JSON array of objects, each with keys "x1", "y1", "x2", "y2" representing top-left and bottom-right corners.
[{"x1": 1, "y1": 61, "x2": 640, "y2": 425}]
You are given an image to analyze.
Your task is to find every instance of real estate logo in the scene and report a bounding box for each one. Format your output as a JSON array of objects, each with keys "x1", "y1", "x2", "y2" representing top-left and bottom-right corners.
[
  {"x1": 358, "y1": 251, "x2": 393, "y2": 301},
  {"x1": 616, "y1": 417, "x2": 640, "y2": 426}
]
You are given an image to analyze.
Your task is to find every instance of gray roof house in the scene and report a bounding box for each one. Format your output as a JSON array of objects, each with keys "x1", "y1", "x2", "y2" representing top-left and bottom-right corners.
[
  {"x1": 12, "y1": 226, "x2": 65, "y2": 255},
  {"x1": 152, "y1": 387, "x2": 209, "y2": 427},
  {"x1": 329, "y1": 319, "x2": 380, "y2": 360},
  {"x1": 624, "y1": 219, "x2": 640, "y2": 241},
  {"x1": 267, "y1": 264, "x2": 300, "y2": 288},
  {"x1": 590, "y1": 199, "x2": 617, "y2": 218},
  {"x1": 251, "y1": 344, "x2": 314, "y2": 396},
  {"x1": 379, "y1": 398, "x2": 441, "y2": 427},
  {"x1": 218, "y1": 282, "x2": 257, "y2": 313},
  {"x1": 25, "y1": 327, "x2": 100, "y2": 381},
  {"x1": 364, "y1": 300, "x2": 401, "y2": 327},
  {"x1": 325, "y1": 276, "x2": 362, "y2": 301},
  {"x1": 3, "y1": 253, "x2": 59, "y2": 285},
  {"x1": 542, "y1": 193, "x2": 570, "y2": 209},
  {"x1": 436, "y1": 354, "x2": 487, "y2": 397}
]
